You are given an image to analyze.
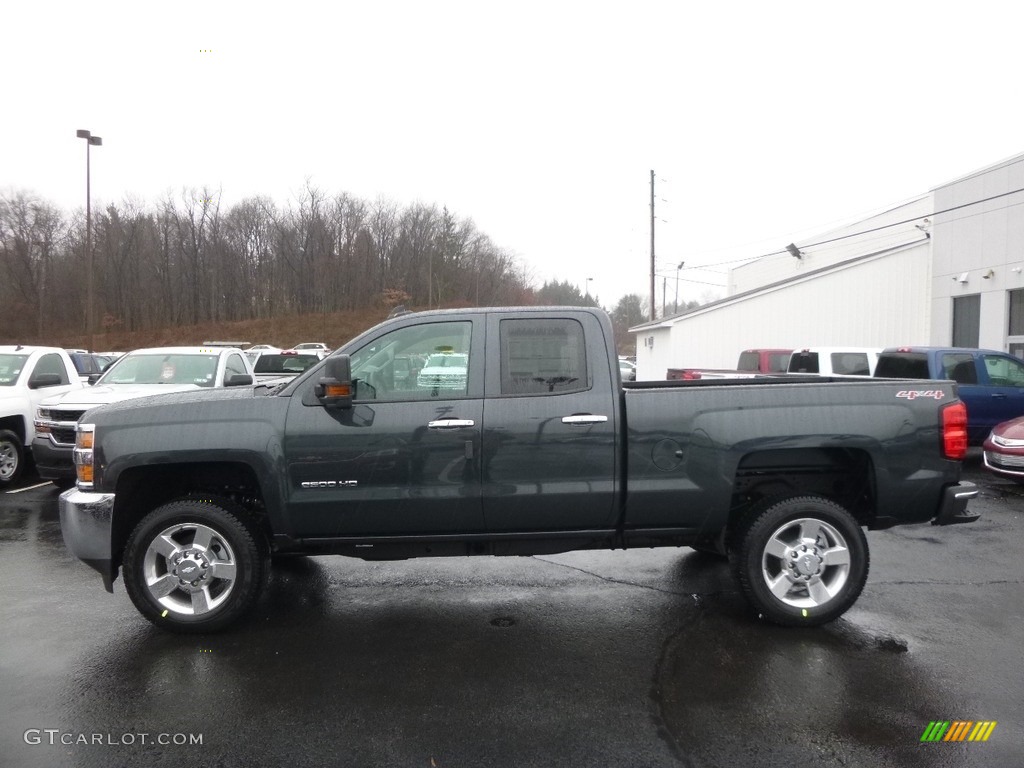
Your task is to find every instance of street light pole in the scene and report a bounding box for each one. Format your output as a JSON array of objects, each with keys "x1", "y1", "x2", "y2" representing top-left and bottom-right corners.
[
  {"x1": 674, "y1": 261, "x2": 684, "y2": 313},
  {"x1": 76, "y1": 129, "x2": 102, "y2": 351}
]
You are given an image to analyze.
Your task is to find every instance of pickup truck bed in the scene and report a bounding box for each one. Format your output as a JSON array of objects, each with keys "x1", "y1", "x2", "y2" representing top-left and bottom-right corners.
[{"x1": 59, "y1": 307, "x2": 978, "y2": 633}]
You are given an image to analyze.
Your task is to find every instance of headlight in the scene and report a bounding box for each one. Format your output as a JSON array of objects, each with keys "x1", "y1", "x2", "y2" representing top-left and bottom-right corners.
[
  {"x1": 34, "y1": 408, "x2": 52, "y2": 434},
  {"x1": 73, "y1": 423, "x2": 96, "y2": 487}
]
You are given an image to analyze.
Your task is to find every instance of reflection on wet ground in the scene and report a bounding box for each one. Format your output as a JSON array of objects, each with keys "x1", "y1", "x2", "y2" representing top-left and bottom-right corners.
[{"x1": 2, "y1": 460, "x2": 1021, "y2": 767}]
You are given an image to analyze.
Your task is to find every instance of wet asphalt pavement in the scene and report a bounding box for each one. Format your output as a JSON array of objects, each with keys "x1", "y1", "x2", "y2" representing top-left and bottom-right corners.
[{"x1": 1, "y1": 452, "x2": 1021, "y2": 768}]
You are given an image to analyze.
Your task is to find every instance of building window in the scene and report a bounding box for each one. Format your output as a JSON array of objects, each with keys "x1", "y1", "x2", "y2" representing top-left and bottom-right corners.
[
  {"x1": 952, "y1": 294, "x2": 980, "y2": 348},
  {"x1": 1008, "y1": 290, "x2": 1024, "y2": 359}
]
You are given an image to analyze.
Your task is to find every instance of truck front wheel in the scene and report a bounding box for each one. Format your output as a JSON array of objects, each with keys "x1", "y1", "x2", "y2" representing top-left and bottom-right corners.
[
  {"x1": 0, "y1": 429, "x2": 24, "y2": 487},
  {"x1": 123, "y1": 498, "x2": 269, "y2": 633},
  {"x1": 733, "y1": 495, "x2": 869, "y2": 627}
]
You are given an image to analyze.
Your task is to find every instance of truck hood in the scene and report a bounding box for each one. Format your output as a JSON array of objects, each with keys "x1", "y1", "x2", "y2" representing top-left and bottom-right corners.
[
  {"x1": 43, "y1": 383, "x2": 203, "y2": 408},
  {"x1": 86, "y1": 385, "x2": 264, "y2": 421}
]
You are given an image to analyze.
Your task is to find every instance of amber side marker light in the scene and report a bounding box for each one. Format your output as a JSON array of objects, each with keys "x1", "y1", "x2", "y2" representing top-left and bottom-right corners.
[
  {"x1": 941, "y1": 402, "x2": 968, "y2": 460},
  {"x1": 74, "y1": 425, "x2": 95, "y2": 486},
  {"x1": 322, "y1": 384, "x2": 352, "y2": 398}
]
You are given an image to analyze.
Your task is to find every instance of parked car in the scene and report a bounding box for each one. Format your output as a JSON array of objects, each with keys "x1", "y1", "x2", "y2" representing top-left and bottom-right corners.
[
  {"x1": 0, "y1": 346, "x2": 82, "y2": 486},
  {"x1": 252, "y1": 352, "x2": 321, "y2": 383},
  {"x1": 287, "y1": 342, "x2": 331, "y2": 359},
  {"x1": 66, "y1": 351, "x2": 112, "y2": 384},
  {"x1": 667, "y1": 348, "x2": 791, "y2": 380},
  {"x1": 619, "y1": 358, "x2": 637, "y2": 381},
  {"x1": 787, "y1": 347, "x2": 882, "y2": 377},
  {"x1": 416, "y1": 351, "x2": 469, "y2": 390},
  {"x1": 874, "y1": 346, "x2": 1024, "y2": 443},
  {"x1": 58, "y1": 306, "x2": 977, "y2": 634},
  {"x1": 982, "y1": 415, "x2": 1024, "y2": 482},
  {"x1": 34, "y1": 346, "x2": 256, "y2": 488},
  {"x1": 243, "y1": 344, "x2": 281, "y2": 363}
]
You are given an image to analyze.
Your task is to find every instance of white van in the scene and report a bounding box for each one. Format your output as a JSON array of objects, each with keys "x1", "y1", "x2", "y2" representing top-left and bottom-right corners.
[{"x1": 787, "y1": 347, "x2": 883, "y2": 377}]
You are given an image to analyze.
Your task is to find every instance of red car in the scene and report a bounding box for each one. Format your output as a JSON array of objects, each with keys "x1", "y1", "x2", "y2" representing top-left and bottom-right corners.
[{"x1": 982, "y1": 415, "x2": 1024, "y2": 482}]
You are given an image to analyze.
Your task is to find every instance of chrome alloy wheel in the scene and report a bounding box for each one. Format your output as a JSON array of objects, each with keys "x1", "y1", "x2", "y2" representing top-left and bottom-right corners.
[
  {"x1": 760, "y1": 517, "x2": 851, "y2": 609},
  {"x1": 0, "y1": 443, "x2": 17, "y2": 481},
  {"x1": 142, "y1": 523, "x2": 238, "y2": 616}
]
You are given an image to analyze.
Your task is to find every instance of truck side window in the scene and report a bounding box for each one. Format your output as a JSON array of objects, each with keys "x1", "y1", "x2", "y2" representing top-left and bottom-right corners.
[
  {"x1": 225, "y1": 353, "x2": 248, "y2": 378},
  {"x1": 499, "y1": 318, "x2": 588, "y2": 396},
  {"x1": 830, "y1": 353, "x2": 868, "y2": 376},
  {"x1": 349, "y1": 321, "x2": 472, "y2": 401},
  {"x1": 942, "y1": 353, "x2": 977, "y2": 385},
  {"x1": 982, "y1": 354, "x2": 1024, "y2": 386},
  {"x1": 34, "y1": 353, "x2": 71, "y2": 385}
]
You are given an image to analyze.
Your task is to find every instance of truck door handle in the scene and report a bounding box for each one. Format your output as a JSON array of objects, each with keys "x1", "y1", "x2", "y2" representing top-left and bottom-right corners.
[
  {"x1": 561, "y1": 414, "x2": 608, "y2": 425},
  {"x1": 992, "y1": 393, "x2": 1007, "y2": 399},
  {"x1": 427, "y1": 419, "x2": 476, "y2": 429}
]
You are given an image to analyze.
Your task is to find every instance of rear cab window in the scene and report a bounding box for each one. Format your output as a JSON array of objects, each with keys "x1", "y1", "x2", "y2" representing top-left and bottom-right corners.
[{"x1": 498, "y1": 318, "x2": 589, "y2": 396}]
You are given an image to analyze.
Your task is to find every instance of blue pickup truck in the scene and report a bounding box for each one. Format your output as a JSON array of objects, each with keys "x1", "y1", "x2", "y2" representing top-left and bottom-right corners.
[
  {"x1": 874, "y1": 346, "x2": 1024, "y2": 443},
  {"x1": 59, "y1": 308, "x2": 978, "y2": 633}
]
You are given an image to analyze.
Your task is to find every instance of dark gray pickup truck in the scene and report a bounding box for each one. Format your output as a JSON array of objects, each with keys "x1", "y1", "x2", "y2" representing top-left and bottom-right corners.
[{"x1": 60, "y1": 307, "x2": 979, "y2": 633}]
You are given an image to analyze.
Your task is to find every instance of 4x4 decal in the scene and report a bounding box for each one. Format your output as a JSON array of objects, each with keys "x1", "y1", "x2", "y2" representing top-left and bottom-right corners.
[{"x1": 896, "y1": 390, "x2": 946, "y2": 401}]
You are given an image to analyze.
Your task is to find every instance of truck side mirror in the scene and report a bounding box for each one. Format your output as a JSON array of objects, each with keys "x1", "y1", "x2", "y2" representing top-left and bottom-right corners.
[
  {"x1": 28, "y1": 373, "x2": 62, "y2": 389},
  {"x1": 315, "y1": 354, "x2": 354, "y2": 409},
  {"x1": 226, "y1": 374, "x2": 254, "y2": 387}
]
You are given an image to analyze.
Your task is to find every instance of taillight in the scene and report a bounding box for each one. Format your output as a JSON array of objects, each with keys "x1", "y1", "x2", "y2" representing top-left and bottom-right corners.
[
  {"x1": 941, "y1": 402, "x2": 968, "y2": 460},
  {"x1": 683, "y1": 371, "x2": 701, "y2": 380}
]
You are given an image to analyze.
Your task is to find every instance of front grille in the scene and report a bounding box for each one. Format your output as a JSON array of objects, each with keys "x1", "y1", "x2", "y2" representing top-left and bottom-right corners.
[
  {"x1": 51, "y1": 409, "x2": 87, "y2": 422},
  {"x1": 985, "y1": 450, "x2": 1024, "y2": 469},
  {"x1": 52, "y1": 428, "x2": 77, "y2": 446}
]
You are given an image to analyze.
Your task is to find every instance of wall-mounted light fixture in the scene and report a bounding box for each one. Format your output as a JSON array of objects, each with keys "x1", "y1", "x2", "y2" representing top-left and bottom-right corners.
[
  {"x1": 785, "y1": 243, "x2": 803, "y2": 260},
  {"x1": 954, "y1": 272, "x2": 969, "y2": 284},
  {"x1": 983, "y1": 269, "x2": 995, "y2": 279}
]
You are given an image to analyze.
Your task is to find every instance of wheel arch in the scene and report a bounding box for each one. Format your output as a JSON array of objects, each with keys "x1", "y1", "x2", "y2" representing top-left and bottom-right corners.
[
  {"x1": 110, "y1": 461, "x2": 271, "y2": 575},
  {"x1": 0, "y1": 415, "x2": 27, "y2": 444},
  {"x1": 726, "y1": 447, "x2": 876, "y2": 546}
]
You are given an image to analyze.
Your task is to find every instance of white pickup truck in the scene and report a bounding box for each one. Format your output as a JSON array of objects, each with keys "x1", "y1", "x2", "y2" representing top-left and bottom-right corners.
[
  {"x1": 0, "y1": 346, "x2": 83, "y2": 486},
  {"x1": 787, "y1": 347, "x2": 883, "y2": 377},
  {"x1": 34, "y1": 346, "x2": 255, "y2": 488}
]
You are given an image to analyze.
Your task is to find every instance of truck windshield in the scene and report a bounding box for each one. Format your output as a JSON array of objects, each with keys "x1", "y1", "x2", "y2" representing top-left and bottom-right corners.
[
  {"x1": 0, "y1": 354, "x2": 28, "y2": 386},
  {"x1": 100, "y1": 353, "x2": 220, "y2": 387}
]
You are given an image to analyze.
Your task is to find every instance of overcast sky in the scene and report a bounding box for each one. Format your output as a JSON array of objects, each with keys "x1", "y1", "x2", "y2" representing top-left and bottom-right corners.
[{"x1": 4, "y1": 0, "x2": 1023, "y2": 312}]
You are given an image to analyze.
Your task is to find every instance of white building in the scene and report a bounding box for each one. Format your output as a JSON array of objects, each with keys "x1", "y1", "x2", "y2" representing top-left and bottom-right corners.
[{"x1": 631, "y1": 152, "x2": 1024, "y2": 381}]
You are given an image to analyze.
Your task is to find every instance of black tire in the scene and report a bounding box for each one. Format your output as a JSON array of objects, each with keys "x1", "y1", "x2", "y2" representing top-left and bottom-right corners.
[
  {"x1": 0, "y1": 429, "x2": 24, "y2": 487},
  {"x1": 732, "y1": 495, "x2": 869, "y2": 627},
  {"x1": 123, "y1": 497, "x2": 269, "y2": 633}
]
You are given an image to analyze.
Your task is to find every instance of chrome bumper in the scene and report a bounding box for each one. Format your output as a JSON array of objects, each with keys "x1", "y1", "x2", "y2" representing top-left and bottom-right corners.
[{"x1": 59, "y1": 488, "x2": 117, "y2": 592}]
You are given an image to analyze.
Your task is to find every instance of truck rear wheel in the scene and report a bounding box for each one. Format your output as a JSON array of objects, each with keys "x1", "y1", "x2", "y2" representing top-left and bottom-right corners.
[
  {"x1": 123, "y1": 498, "x2": 268, "y2": 633},
  {"x1": 733, "y1": 495, "x2": 868, "y2": 627},
  {"x1": 0, "y1": 429, "x2": 24, "y2": 486}
]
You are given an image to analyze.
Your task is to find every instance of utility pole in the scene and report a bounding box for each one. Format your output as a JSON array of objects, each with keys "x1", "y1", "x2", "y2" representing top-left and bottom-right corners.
[{"x1": 649, "y1": 170, "x2": 656, "y2": 321}]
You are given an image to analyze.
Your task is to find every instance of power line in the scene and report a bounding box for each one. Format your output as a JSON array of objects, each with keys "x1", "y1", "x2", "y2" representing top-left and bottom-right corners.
[{"x1": 677, "y1": 185, "x2": 1024, "y2": 271}]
